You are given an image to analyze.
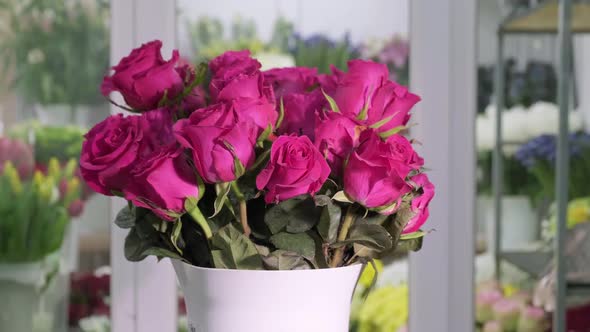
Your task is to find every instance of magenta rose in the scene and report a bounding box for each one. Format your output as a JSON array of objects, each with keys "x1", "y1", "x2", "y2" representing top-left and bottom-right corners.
[
  {"x1": 80, "y1": 114, "x2": 144, "y2": 196},
  {"x1": 329, "y1": 59, "x2": 420, "y2": 133},
  {"x1": 231, "y1": 97, "x2": 278, "y2": 139},
  {"x1": 386, "y1": 134, "x2": 424, "y2": 171},
  {"x1": 123, "y1": 145, "x2": 199, "y2": 221},
  {"x1": 314, "y1": 111, "x2": 362, "y2": 176},
  {"x1": 343, "y1": 130, "x2": 413, "y2": 214},
  {"x1": 209, "y1": 50, "x2": 269, "y2": 102},
  {"x1": 101, "y1": 40, "x2": 184, "y2": 111},
  {"x1": 263, "y1": 67, "x2": 318, "y2": 99},
  {"x1": 403, "y1": 173, "x2": 434, "y2": 233},
  {"x1": 174, "y1": 103, "x2": 256, "y2": 183},
  {"x1": 278, "y1": 90, "x2": 325, "y2": 139},
  {"x1": 256, "y1": 135, "x2": 330, "y2": 204},
  {"x1": 176, "y1": 63, "x2": 206, "y2": 112},
  {"x1": 141, "y1": 107, "x2": 176, "y2": 148}
]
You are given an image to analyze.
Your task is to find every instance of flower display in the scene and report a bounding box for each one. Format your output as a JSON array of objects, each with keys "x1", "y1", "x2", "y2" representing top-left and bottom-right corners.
[{"x1": 79, "y1": 40, "x2": 434, "y2": 270}]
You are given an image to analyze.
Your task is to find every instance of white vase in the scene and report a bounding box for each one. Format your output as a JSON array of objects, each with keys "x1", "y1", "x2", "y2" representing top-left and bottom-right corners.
[
  {"x1": 173, "y1": 260, "x2": 363, "y2": 332},
  {"x1": 485, "y1": 195, "x2": 538, "y2": 250},
  {"x1": 0, "y1": 251, "x2": 70, "y2": 332}
]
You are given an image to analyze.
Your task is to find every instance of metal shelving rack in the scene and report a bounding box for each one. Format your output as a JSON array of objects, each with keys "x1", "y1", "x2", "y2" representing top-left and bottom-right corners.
[{"x1": 492, "y1": 1, "x2": 590, "y2": 331}]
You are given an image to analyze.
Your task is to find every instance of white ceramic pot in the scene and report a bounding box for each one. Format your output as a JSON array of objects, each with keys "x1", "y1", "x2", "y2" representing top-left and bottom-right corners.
[
  {"x1": 173, "y1": 260, "x2": 363, "y2": 332},
  {"x1": 0, "y1": 251, "x2": 69, "y2": 332},
  {"x1": 485, "y1": 195, "x2": 538, "y2": 250}
]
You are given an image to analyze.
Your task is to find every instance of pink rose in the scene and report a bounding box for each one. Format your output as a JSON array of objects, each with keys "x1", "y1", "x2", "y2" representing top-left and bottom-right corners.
[
  {"x1": 343, "y1": 130, "x2": 413, "y2": 214},
  {"x1": 403, "y1": 173, "x2": 434, "y2": 233},
  {"x1": 80, "y1": 114, "x2": 144, "y2": 195},
  {"x1": 123, "y1": 145, "x2": 198, "y2": 221},
  {"x1": 328, "y1": 59, "x2": 420, "y2": 133},
  {"x1": 263, "y1": 67, "x2": 318, "y2": 99},
  {"x1": 256, "y1": 135, "x2": 330, "y2": 204},
  {"x1": 232, "y1": 97, "x2": 278, "y2": 139},
  {"x1": 387, "y1": 135, "x2": 424, "y2": 171},
  {"x1": 141, "y1": 107, "x2": 176, "y2": 148},
  {"x1": 176, "y1": 63, "x2": 206, "y2": 112},
  {"x1": 101, "y1": 40, "x2": 185, "y2": 111},
  {"x1": 314, "y1": 111, "x2": 362, "y2": 176},
  {"x1": 278, "y1": 90, "x2": 325, "y2": 139},
  {"x1": 317, "y1": 65, "x2": 345, "y2": 96},
  {"x1": 174, "y1": 103, "x2": 256, "y2": 183}
]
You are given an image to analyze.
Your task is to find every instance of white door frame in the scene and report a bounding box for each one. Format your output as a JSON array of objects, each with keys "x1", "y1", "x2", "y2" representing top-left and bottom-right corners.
[
  {"x1": 109, "y1": 1, "x2": 178, "y2": 332},
  {"x1": 409, "y1": 1, "x2": 477, "y2": 331}
]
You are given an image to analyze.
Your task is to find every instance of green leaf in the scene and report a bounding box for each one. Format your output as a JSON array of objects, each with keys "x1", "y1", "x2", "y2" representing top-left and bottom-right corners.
[
  {"x1": 212, "y1": 183, "x2": 231, "y2": 218},
  {"x1": 142, "y1": 247, "x2": 185, "y2": 261},
  {"x1": 332, "y1": 191, "x2": 353, "y2": 203},
  {"x1": 115, "y1": 206, "x2": 135, "y2": 229},
  {"x1": 257, "y1": 124, "x2": 273, "y2": 148},
  {"x1": 400, "y1": 230, "x2": 426, "y2": 241},
  {"x1": 276, "y1": 97, "x2": 286, "y2": 130},
  {"x1": 170, "y1": 221, "x2": 183, "y2": 254},
  {"x1": 379, "y1": 125, "x2": 410, "y2": 139},
  {"x1": 322, "y1": 89, "x2": 340, "y2": 113},
  {"x1": 397, "y1": 237, "x2": 424, "y2": 252},
  {"x1": 368, "y1": 114, "x2": 395, "y2": 129},
  {"x1": 270, "y1": 232, "x2": 316, "y2": 258},
  {"x1": 332, "y1": 223, "x2": 393, "y2": 252},
  {"x1": 317, "y1": 200, "x2": 342, "y2": 244},
  {"x1": 264, "y1": 196, "x2": 321, "y2": 234},
  {"x1": 210, "y1": 223, "x2": 264, "y2": 269},
  {"x1": 261, "y1": 250, "x2": 311, "y2": 270}
]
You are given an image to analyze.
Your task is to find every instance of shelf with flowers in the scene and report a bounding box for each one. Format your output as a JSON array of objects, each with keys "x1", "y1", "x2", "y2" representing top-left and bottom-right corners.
[
  {"x1": 0, "y1": 136, "x2": 84, "y2": 331},
  {"x1": 81, "y1": 39, "x2": 434, "y2": 331}
]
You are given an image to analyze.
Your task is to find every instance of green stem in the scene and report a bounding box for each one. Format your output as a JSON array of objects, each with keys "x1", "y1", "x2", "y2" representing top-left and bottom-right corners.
[
  {"x1": 187, "y1": 205, "x2": 213, "y2": 239},
  {"x1": 231, "y1": 182, "x2": 251, "y2": 236},
  {"x1": 330, "y1": 205, "x2": 357, "y2": 268}
]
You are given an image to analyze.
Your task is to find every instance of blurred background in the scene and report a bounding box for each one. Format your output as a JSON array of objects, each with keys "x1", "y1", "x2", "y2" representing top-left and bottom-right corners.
[{"x1": 0, "y1": 0, "x2": 589, "y2": 331}]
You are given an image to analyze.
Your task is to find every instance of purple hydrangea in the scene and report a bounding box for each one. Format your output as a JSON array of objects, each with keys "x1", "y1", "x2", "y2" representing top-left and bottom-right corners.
[{"x1": 515, "y1": 132, "x2": 590, "y2": 168}]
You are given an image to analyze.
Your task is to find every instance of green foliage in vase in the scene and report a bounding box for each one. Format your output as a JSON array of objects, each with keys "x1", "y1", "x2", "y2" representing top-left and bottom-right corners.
[
  {"x1": 0, "y1": 157, "x2": 81, "y2": 263},
  {"x1": 0, "y1": 0, "x2": 109, "y2": 106}
]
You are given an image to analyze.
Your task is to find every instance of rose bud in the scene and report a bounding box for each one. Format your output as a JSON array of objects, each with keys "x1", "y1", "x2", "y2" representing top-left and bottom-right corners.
[
  {"x1": 256, "y1": 135, "x2": 330, "y2": 203},
  {"x1": 403, "y1": 173, "x2": 434, "y2": 234},
  {"x1": 314, "y1": 111, "x2": 362, "y2": 176},
  {"x1": 476, "y1": 289, "x2": 503, "y2": 323},
  {"x1": 101, "y1": 40, "x2": 184, "y2": 111},
  {"x1": 493, "y1": 298, "x2": 521, "y2": 331},
  {"x1": 517, "y1": 306, "x2": 548, "y2": 332}
]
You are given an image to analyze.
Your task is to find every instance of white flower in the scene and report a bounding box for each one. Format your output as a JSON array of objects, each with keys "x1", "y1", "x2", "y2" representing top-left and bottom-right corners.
[
  {"x1": 525, "y1": 101, "x2": 559, "y2": 137},
  {"x1": 79, "y1": 315, "x2": 111, "y2": 332},
  {"x1": 476, "y1": 115, "x2": 495, "y2": 152},
  {"x1": 255, "y1": 52, "x2": 295, "y2": 70},
  {"x1": 569, "y1": 110, "x2": 584, "y2": 133},
  {"x1": 27, "y1": 48, "x2": 45, "y2": 64},
  {"x1": 502, "y1": 105, "x2": 529, "y2": 143}
]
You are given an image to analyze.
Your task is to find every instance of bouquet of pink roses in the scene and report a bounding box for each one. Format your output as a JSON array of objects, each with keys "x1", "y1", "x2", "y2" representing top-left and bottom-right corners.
[{"x1": 80, "y1": 40, "x2": 434, "y2": 270}]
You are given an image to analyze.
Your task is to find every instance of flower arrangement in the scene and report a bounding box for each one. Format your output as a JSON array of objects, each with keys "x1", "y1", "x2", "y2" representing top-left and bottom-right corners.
[
  {"x1": 81, "y1": 40, "x2": 434, "y2": 270},
  {"x1": 69, "y1": 270, "x2": 110, "y2": 328},
  {"x1": 0, "y1": 0, "x2": 109, "y2": 106},
  {"x1": 475, "y1": 281, "x2": 549, "y2": 332},
  {"x1": 0, "y1": 139, "x2": 83, "y2": 263},
  {"x1": 515, "y1": 132, "x2": 590, "y2": 200}
]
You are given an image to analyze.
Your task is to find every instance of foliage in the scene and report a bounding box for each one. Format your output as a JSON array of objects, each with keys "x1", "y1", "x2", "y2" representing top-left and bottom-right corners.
[
  {"x1": 0, "y1": 155, "x2": 81, "y2": 263},
  {"x1": 291, "y1": 33, "x2": 360, "y2": 74},
  {"x1": 9, "y1": 120, "x2": 85, "y2": 164},
  {"x1": 0, "y1": 0, "x2": 109, "y2": 106}
]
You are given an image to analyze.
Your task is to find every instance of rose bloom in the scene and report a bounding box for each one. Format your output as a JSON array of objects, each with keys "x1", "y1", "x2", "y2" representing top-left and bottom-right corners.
[
  {"x1": 174, "y1": 103, "x2": 256, "y2": 183},
  {"x1": 101, "y1": 40, "x2": 185, "y2": 111},
  {"x1": 278, "y1": 90, "x2": 325, "y2": 140},
  {"x1": 79, "y1": 114, "x2": 144, "y2": 195},
  {"x1": 343, "y1": 130, "x2": 414, "y2": 214},
  {"x1": 263, "y1": 67, "x2": 318, "y2": 99},
  {"x1": 314, "y1": 111, "x2": 362, "y2": 176},
  {"x1": 123, "y1": 144, "x2": 198, "y2": 221},
  {"x1": 329, "y1": 59, "x2": 420, "y2": 133},
  {"x1": 403, "y1": 173, "x2": 434, "y2": 234},
  {"x1": 257, "y1": 135, "x2": 330, "y2": 204}
]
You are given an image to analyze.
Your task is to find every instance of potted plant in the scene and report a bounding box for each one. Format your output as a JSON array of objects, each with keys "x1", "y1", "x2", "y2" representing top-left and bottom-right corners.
[
  {"x1": 0, "y1": 137, "x2": 84, "y2": 331},
  {"x1": 81, "y1": 40, "x2": 434, "y2": 332},
  {"x1": 0, "y1": 0, "x2": 109, "y2": 126}
]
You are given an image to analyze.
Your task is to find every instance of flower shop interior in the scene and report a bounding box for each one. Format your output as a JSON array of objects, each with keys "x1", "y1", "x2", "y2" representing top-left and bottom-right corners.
[{"x1": 1, "y1": 0, "x2": 589, "y2": 331}]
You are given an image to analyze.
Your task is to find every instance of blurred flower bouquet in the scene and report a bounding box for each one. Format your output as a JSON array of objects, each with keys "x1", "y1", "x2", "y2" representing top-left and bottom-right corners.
[
  {"x1": 475, "y1": 281, "x2": 549, "y2": 332},
  {"x1": 515, "y1": 132, "x2": 590, "y2": 200},
  {"x1": 69, "y1": 270, "x2": 110, "y2": 328},
  {"x1": 0, "y1": 0, "x2": 109, "y2": 108},
  {"x1": 360, "y1": 36, "x2": 409, "y2": 86},
  {"x1": 83, "y1": 40, "x2": 434, "y2": 331}
]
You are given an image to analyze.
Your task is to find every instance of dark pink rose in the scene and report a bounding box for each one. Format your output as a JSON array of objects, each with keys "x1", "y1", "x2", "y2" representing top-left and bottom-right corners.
[
  {"x1": 141, "y1": 107, "x2": 176, "y2": 148},
  {"x1": 314, "y1": 111, "x2": 362, "y2": 176},
  {"x1": 256, "y1": 135, "x2": 330, "y2": 204},
  {"x1": 209, "y1": 50, "x2": 265, "y2": 101},
  {"x1": 328, "y1": 59, "x2": 420, "y2": 133},
  {"x1": 232, "y1": 97, "x2": 278, "y2": 139},
  {"x1": 80, "y1": 114, "x2": 144, "y2": 196},
  {"x1": 278, "y1": 90, "x2": 325, "y2": 139},
  {"x1": 386, "y1": 134, "x2": 424, "y2": 170},
  {"x1": 343, "y1": 130, "x2": 413, "y2": 214},
  {"x1": 101, "y1": 40, "x2": 184, "y2": 111},
  {"x1": 174, "y1": 103, "x2": 256, "y2": 183},
  {"x1": 317, "y1": 65, "x2": 345, "y2": 96},
  {"x1": 67, "y1": 199, "x2": 85, "y2": 217},
  {"x1": 403, "y1": 173, "x2": 434, "y2": 233},
  {"x1": 123, "y1": 145, "x2": 199, "y2": 221},
  {"x1": 263, "y1": 67, "x2": 318, "y2": 99},
  {"x1": 176, "y1": 63, "x2": 207, "y2": 112}
]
